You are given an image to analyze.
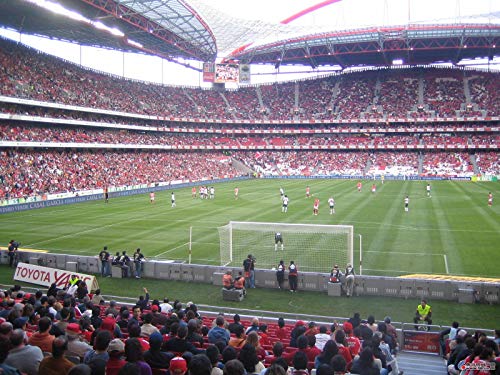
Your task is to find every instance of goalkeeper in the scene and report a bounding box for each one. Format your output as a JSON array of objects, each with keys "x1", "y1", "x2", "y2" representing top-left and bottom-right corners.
[{"x1": 274, "y1": 232, "x2": 284, "y2": 251}]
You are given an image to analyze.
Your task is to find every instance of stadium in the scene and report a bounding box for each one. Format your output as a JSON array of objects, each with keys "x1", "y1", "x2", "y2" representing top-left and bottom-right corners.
[{"x1": 0, "y1": 0, "x2": 499, "y2": 374}]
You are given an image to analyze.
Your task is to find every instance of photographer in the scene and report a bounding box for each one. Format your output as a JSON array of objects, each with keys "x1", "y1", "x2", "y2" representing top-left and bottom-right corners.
[
  {"x1": 243, "y1": 254, "x2": 256, "y2": 289},
  {"x1": 7, "y1": 240, "x2": 20, "y2": 268},
  {"x1": 133, "y1": 248, "x2": 146, "y2": 279}
]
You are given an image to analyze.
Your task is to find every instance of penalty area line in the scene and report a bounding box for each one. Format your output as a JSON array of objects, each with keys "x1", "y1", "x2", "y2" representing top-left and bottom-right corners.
[
  {"x1": 154, "y1": 242, "x2": 189, "y2": 258},
  {"x1": 362, "y1": 268, "x2": 411, "y2": 274},
  {"x1": 444, "y1": 254, "x2": 449, "y2": 274},
  {"x1": 363, "y1": 251, "x2": 445, "y2": 256}
]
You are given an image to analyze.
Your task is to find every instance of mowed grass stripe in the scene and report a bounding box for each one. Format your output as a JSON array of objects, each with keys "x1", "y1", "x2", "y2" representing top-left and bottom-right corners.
[
  {"x1": 362, "y1": 181, "x2": 414, "y2": 275},
  {"x1": 446, "y1": 181, "x2": 500, "y2": 276},
  {"x1": 428, "y1": 184, "x2": 458, "y2": 275}
]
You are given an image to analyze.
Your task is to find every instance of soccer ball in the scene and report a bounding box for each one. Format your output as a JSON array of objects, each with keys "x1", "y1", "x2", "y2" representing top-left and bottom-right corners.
[{"x1": 271, "y1": 267, "x2": 276, "y2": 271}]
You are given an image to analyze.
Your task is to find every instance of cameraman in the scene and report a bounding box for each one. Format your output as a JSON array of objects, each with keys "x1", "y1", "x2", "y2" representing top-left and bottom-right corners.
[
  {"x1": 7, "y1": 240, "x2": 19, "y2": 267},
  {"x1": 243, "y1": 254, "x2": 256, "y2": 289}
]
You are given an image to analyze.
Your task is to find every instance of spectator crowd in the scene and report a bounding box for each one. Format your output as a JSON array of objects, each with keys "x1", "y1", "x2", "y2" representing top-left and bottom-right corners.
[{"x1": 2, "y1": 283, "x2": 498, "y2": 375}]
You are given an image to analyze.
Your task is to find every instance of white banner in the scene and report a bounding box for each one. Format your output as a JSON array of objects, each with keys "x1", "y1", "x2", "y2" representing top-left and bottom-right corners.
[{"x1": 14, "y1": 263, "x2": 99, "y2": 292}]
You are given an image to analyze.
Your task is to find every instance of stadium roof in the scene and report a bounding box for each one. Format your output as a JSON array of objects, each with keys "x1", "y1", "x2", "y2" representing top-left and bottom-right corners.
[{"x1": 0, "y1": 0, "x2": 499, "y2": 69}]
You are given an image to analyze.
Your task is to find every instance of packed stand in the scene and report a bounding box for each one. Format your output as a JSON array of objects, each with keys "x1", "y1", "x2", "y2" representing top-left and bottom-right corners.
[
  {"x1": 259, "y1": 82, "x2": 296, "y2": 121},
  {"x1": 3, "y1": 283, "x2": 498, "y2": 375},
  {"x1": 0, "y1": 149, "x2": 239, "y2": 200},
  {"x1": 377, "y1": 71, "x2": 419, "y2": 118},
  {"x1": 467, "y1": 73, "x2": 500, "y2": 117},
  {"x1": 421, "y1": 152, "x2": 474, "y2": 177},
  {"x1": 366, "y1": 153, "x2": 420, "y2": 177},
  {"x1": 3, "y1": 37, "x2": 497, "y2": 122},
  {"x1": 423, "y1": 70, "x2": 465, "y2": 118},
  {"x1": 332, "y1": 74, "x2": 377, "y2": 120},
  {"x1": 297, "y1": 76, "x2": 337, "y2": 120},
  {"x1": 474, "y1": 152, "x2": 500, "y2": 175},
  {"x1": 234, "y1": 151, "x2": 370, "y2": 176}
]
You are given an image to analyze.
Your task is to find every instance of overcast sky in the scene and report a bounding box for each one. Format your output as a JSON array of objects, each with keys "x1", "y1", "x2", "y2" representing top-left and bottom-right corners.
[{"x1": 1, "y1": 0, "x2": 499, "y2": 87}]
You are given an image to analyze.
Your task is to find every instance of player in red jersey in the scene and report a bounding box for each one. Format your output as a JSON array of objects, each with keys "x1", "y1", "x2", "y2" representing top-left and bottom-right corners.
[
  {"x1": 150, "y1": 192, "x2": 155, "y2": 204},
  {"x1": 488, "y1": 192, "x2": 493, "y2": 206},
  {"x1": 306, "y1": 186, "x2": 311, "y2": 198},
  {"x1": 313, "y1": 197, "x2": 320, "y2": 215},
  {"x1": 357, "y1": 181, "x2": 362, "y2": 192},
  {"x1": 191, "y1": 187, "x2": 196, "y2": 199},
  {"x1": 371, "y1": 183, "x2": 376, "y2": 193}
]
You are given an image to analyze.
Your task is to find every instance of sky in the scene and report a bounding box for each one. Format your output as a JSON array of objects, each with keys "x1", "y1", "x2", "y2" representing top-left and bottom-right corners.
[{"x1": 0, "y1": 0, "x2": 499, "y2": 87}]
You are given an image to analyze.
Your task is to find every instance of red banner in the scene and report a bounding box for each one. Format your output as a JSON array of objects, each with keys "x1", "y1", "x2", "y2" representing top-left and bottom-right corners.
[{"x1": 403, "y1": 331, "x2": 440, "y2": 354}]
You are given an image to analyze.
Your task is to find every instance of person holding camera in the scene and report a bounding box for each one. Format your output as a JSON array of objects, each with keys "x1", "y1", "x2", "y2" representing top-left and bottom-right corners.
[
  {"x1": 133, "y1": 248, "x2": 146, "y2": 279},
  {"x1": 243, "y1": 254, "x2": 256, "y2": 289},
  {"x1": 8, "y1": 240, "x2": 20, "y2": 267}
]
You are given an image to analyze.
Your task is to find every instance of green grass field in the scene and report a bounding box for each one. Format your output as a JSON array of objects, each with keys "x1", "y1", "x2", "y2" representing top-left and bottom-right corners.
[
  {"x1": 1, "y1": 178, "x2": 500, "y2": 330},
  {"x1": 1, "y1": 179, "x2": 499, "y2": 278}
]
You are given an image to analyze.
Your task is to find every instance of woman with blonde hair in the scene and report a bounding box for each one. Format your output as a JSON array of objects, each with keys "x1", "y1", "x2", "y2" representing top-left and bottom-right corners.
[{"x1": 246, "y1": 331, "x2": 267, "y2": 361}]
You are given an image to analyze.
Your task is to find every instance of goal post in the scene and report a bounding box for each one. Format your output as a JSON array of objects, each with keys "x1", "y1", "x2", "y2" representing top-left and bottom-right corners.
[{"x1": 217, "y1": 221, "x2": 353, "y2": 273}]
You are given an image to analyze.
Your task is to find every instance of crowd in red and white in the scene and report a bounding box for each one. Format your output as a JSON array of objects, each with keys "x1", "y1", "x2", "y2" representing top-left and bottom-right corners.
[
  {"x1": 421, "y1": 152, "x2": 474, "y2": 177},
  {"x1": 0, "y1": 150, "x2": 239, "y2": 199},
  {"x1": 1, "y1": 37, "x2": 499, "y2": 121}
]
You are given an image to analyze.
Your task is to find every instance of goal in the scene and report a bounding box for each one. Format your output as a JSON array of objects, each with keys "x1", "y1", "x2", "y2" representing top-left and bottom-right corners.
[{"x1": 217, "y1": 221, "x2": 353, "y2": 272}]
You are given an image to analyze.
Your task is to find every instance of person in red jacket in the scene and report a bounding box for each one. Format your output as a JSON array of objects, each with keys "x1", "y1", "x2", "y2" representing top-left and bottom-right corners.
[{"x1": 343, "y1": 322, "x2": 361, "y2": 358}]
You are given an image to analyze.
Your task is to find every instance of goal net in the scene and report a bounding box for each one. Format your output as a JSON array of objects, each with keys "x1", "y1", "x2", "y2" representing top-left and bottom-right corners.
[{"x1": 217, "y1": 221, "x2": 353, "y2": 272}]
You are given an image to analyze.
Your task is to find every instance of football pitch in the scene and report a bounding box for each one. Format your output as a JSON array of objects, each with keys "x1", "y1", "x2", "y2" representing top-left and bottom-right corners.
[{"x1": 1, "y1": 179, "x2": 499, "y2": 279}]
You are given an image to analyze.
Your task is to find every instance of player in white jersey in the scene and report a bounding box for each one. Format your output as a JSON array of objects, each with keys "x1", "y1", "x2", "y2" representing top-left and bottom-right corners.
[
  {"x1": 150, "y1": 192, "x2": 155, "y2": 204},
  {"x1": 328, "y1": 197, "x2": 335, "y2": 214},
  {"x1": 279, "y1": 187, "x2": 284, "y2": 201},
  {"x1": 210, "y1": 186, "x2": 215, "y2": 199},
  {"x1": 171, "y1": 192, "x2": 176, "y2": 207},
  {"x1": 426, "y1": 183, "x2": 431, "y2": 198},
  {"x1": 404, "y1": 195, "x2": 409, "y2": 212},
  {"x1": 282, "y1": 195, "x2": 289, "y2": 213}
]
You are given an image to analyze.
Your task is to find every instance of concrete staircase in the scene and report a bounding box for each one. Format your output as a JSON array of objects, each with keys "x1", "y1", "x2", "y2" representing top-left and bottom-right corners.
[{"x1": 397, "y1": 351, "x2": 446, "y2": 375}]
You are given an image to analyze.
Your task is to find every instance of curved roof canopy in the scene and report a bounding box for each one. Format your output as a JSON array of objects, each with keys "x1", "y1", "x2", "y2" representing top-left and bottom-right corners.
[
  {"x1": 228, "y1": 24, "x2": 500, "y2": 68},
  {"x1": 0, "y1": 0, "x2": 499, "y2": 70},
  {"x1": 0, "y1": 0, "x2": 217, "y2": 63}
]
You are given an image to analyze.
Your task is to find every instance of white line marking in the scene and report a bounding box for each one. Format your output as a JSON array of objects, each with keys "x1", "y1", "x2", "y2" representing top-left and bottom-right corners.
[
  {"x1": 363, "y1": 268, "x2": 412, "y2": 274},
  {"x1": 363, "y1": 251, "x2": 444, "y2": 256},
  {"x1": 444, "y1": 254, "x2": 449, "y2": 274},
  {"x1": 154, "y1": 242, "x2": 189, "y2": 258}
]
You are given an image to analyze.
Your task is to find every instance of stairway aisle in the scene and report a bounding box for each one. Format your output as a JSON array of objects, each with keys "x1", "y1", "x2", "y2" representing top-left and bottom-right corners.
[{"x1": 397, "y1": 351, "x2": 446, "y2": 375}]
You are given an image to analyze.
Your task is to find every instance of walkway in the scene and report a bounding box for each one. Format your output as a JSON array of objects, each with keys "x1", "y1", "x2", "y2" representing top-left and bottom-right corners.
[{"x1": 398, "y1": 351, "x2": 446, "y2": 375}]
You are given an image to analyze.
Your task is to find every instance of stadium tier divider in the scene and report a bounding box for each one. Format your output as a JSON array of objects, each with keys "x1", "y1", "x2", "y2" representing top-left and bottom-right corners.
[{"x1": 2, "y1": 250, "x2": 498, "y2": 304}]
